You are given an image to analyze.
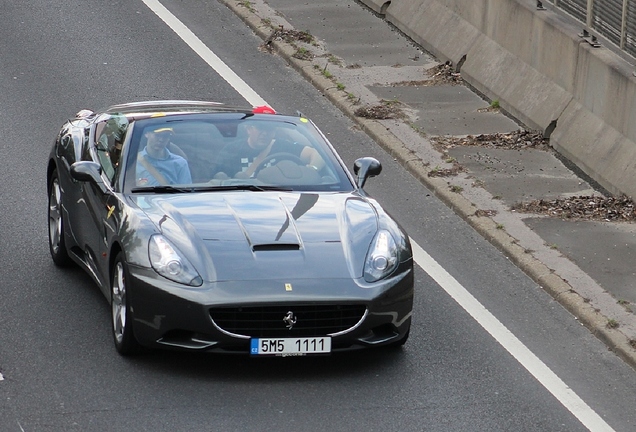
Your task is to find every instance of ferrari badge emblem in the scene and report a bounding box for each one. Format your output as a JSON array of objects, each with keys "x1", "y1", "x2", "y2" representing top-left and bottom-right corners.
[
  {"x1": 283, "y1": 311, "x2": 297, "y2": 330},
  {"x1": 107, "y1": 205, "x2": 115, "y2": 219},
  {"x1": 285, "y1": 283, "x2": 292, "y2": 292}
]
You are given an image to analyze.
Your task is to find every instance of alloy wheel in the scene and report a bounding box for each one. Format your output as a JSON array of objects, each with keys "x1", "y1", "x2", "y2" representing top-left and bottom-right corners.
[
  {"x1": 48, "y1": 178, "x2": 63, "y2": 255},
  {"x1": 112, "y1": 261, "x2": 127, "y2": 345}
]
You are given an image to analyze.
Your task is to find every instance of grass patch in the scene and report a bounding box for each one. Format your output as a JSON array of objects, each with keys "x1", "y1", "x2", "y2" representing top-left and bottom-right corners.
[
  {"x1": 292, "y1": 47, "x2": 313, "y2": 61},
  {"x1": 239, "y1": 0, "x2": 255, "y2": 12},
  {"x1": 327, "y1": 54, "x2": 342, "y2": 66}
]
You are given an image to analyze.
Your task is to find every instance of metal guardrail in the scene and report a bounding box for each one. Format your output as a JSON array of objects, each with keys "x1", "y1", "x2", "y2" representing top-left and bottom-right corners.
[{"x1": 547, "y1": 0, "x2": 636, "y2": 57}]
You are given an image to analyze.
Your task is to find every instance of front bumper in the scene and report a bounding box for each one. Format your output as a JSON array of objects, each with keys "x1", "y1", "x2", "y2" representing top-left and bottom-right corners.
[{"x1": 127, "y1": 264, "x2": 414, "y2": 354}]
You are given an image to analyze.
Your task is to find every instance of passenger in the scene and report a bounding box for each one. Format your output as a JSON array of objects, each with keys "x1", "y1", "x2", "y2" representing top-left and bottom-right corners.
[{"x1": 136, "y1": 127, "x2": 192, "y2": 186}]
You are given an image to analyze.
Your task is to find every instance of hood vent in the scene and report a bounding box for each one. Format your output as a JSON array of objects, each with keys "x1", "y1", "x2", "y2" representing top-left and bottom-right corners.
[{"x1": 252, "y1": 243, "x2": 300, "y2": 252}]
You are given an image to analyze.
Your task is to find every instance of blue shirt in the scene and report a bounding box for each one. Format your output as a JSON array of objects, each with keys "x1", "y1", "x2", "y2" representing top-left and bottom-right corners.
[{"x1": 136, "y1": 148, "x2": 192, "y2": 186}]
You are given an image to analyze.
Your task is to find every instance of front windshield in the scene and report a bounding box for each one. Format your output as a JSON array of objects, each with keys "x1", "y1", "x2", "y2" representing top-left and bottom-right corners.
[{"x1": 124, "y1": 113, "x2": 353, "y2": 193}]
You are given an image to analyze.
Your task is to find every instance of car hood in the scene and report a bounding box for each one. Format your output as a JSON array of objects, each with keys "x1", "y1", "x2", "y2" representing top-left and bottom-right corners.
[{"x1": 132, "y1": 192, "x2": 379, "y2": 282}]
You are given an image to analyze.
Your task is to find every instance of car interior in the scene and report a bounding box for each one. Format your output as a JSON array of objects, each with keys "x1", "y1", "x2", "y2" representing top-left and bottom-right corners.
[{"x1": 130, "y1": 118, "x2": 343, "y2": 190}]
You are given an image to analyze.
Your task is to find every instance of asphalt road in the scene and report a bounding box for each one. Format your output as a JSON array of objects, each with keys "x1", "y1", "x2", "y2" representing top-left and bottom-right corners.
[{"x1": 1, "y1": 1, "x2": 636, "y2": 431}]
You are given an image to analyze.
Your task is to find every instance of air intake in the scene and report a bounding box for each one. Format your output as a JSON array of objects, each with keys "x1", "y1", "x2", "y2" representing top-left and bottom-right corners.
[
  {"x1": 210, "y1": 304, "x2": 367, "y2": 338},
  {"x1": 252, "y1": 243, "x2": 300, "y2": 251}
]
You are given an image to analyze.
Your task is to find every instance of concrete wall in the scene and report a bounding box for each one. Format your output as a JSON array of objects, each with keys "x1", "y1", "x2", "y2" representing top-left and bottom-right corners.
[{"x1": 361, "y1": 0, "x2": 636, "y2": 199}]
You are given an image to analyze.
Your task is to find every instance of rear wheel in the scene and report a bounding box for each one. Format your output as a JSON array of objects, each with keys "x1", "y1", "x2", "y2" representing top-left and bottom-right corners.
[
  {"x1": 48, "y1": 171, "x2": 72, "y2": 266},
  {"x1": 111, "y1": 252, "x2": 141, "y2": 355}
]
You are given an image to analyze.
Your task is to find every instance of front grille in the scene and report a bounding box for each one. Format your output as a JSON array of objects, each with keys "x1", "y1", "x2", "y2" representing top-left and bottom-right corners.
[{"x1": 210, "y1": 304, "x2": 367, "y2": 338}]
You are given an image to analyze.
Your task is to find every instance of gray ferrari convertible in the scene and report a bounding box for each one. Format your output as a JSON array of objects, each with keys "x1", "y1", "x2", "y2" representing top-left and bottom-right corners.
[{"x1": 47, "y1": 100, "x2": 413, "y2": 356}]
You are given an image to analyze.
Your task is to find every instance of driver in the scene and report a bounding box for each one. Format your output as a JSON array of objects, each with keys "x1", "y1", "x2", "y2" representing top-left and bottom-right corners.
[{"x1": 214, "y1": 121, "x2": 324, "y2": 179}]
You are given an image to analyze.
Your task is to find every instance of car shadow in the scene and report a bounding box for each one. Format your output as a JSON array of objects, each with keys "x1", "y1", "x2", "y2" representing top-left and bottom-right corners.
[{"x1": 124, "y1": 346, "x2": 411, "y2": 382}]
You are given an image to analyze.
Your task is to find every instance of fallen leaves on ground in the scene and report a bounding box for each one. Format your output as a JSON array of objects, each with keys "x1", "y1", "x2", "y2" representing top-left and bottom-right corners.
[
  {"x1": 270, "y1": 27, "x2": 313, "y2": 43},
  {"x1": 431, "y1": 130, "x2": 550, "y2": 152},
  {"x1": 260, "y1": 26, "x2": 314, "y2": 52},
  {"x1": 511, "y1": 195, "x2": 636, "y2": 222},
  {"x1": 354, "y1": 100, "x2": 404, "y2": 119},
  {"x1": 474, "y1": 209, "x2": 499, "y2": 217},
  {"x1": 428, "y1": 163, "x2": 465, "y2": 177},
  {"x1": 425, "y1": 62, "x2": 463, "y2": 86}
]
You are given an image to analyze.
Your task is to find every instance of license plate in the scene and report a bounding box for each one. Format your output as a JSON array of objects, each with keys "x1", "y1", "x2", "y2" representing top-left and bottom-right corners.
[{"x1": 250, "y1": 337, "x2": 331, "y2": 356}]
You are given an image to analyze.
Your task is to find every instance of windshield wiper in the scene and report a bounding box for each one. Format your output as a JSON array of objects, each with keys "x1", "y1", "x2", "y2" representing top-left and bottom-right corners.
[
  {"x1": 131, "y1": 185, "x2": 194, "y2": 193},
  {"x1": 189, "y1": 185, "x2": 293, "y2": 192},
  {"x1": 131, "y1": 184, "x2": 292, "y2": 194}
]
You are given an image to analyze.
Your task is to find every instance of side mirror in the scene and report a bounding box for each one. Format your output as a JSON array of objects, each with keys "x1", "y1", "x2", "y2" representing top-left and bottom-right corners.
[
  {"x1": 353, "y1": 157, "x2": 382, "y2": 188},
  {"x1": 70, "y1": 161, "x2": 103, "y2": 184}
]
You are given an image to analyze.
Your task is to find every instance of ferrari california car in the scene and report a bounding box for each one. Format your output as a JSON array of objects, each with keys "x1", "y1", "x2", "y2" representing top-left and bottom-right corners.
[{"x1": 47, "y1": 100, "x2": 413, "y2": 356}]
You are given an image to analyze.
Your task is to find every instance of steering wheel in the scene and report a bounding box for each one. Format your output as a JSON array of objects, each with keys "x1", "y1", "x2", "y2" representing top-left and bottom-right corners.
[{"x1": 252, "y1": 152, "x2": 304, "y2": 175}]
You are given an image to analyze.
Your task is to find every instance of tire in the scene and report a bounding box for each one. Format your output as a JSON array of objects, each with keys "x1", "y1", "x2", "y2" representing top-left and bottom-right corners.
[
  {"x1": 48, "y1": 170, "x2": 72, "y2": 266},
  {"x1": 111, "y1": 252, "x2": 141, "y2": 355}
]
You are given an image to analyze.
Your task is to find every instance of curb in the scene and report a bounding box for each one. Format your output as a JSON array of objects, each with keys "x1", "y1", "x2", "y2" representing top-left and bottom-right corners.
[{"x1": 220, "y1": 0, "x2": 636, "y2": 370}]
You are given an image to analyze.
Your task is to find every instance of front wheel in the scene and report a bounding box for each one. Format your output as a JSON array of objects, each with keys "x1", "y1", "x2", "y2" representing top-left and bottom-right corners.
[
  {"x1": 111, "y1": 252, "x2": 141, "y2": 355},
  {"x1": 48, "y1": 170, "x2": 72, "y2": 266}
]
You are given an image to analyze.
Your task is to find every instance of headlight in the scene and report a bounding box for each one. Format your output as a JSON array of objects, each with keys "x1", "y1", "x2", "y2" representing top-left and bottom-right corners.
[
  {"x1": 148, "y1": 235, "x2": 203, "y2": 286},
  {"x1": 364, "y1": 229, "x2": 399, "y2": 282}
]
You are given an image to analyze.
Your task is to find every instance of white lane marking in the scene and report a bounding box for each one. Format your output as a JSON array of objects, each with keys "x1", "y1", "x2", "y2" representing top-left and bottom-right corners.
[
  {"x1": 0, "y1": 372, "x2": 4, "y2": 381},
  {"x1": 140, "y1": 0, "x2": 268, "y2": 108},
  {"x1": 141, "y1": 3, "x2": 614, "y2": 430},
  {"x1": 411, "y1": 240, "x2": 614, "y2": 432}
]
